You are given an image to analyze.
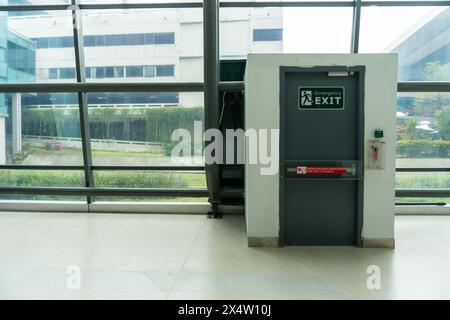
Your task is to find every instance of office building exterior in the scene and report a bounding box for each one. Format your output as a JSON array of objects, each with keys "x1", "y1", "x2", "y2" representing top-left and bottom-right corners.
[{"x1": 0, "y1": 6, "x2": 283, "y2": 164}]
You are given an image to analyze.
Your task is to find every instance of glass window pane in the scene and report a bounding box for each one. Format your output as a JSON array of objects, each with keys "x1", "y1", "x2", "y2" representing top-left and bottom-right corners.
[
  {"x1": 363, "y1": 0, "x2": 449, "y2": 2},
  {"x1": 154, "y1": 32, "x2": 175, "y2": 44},
  {"x1": 155, "y1": 65, "x2": 174, "y2": 77},
  {"x1": 396, "y1": 172, "x2": 450, "y2": 204},
  {"x1": 93, "y1": 170, "x2": 207, "y2": 202},
  {"x1": 396, "y1": 93, "x2": 450, "y2": 168},
  {"x1": 33, "y1": 36, "x2": 73, "y2": 49},
  {"x1": 5, "y1": 11, "x2": 76, "y2": 83},
  {"x1": 0, "y1": 169, "x2": 84, "y2": 187},
  {"x1": 95, "y1": 35, "x2": 105, "y2": 46},
  {"x1": 222, "y1": 0, "x2": 349, "y2": 2},
  {"x1": 6, "y1": 0, "x2": 70, "y2": 4},
  {"x1": 114, "y1": 66, "x2": 124, "y2": 78},
  {"x1": 59, "y1": 67, "x2": 75, "y2": 79},
  {"x1": 104, "y1": 34, "x2": 125, "y2": 46},
  {"x1": 0, "y1": 168, "x2": 85, "y2": 201},
  {"x1": 49, "y1": 68, "x2": 58, "y2": 79},
  {"x1": 126, "y1": 66, "x2": 143, "y2": 77},
  {"x1": 396, "y1": 172, "x2": 449, "y2": 191},
  {"x1": 360, "y1": 7, "x2": 450, "y2": 80},
  {"x1": 94, "y1": 170, "x2": 206, "y2": 189},
  {"x1": 144, "y1": 65, "x2": 155, "y2": 78},
  {"x1": 95, "y1": 67, "x2": 105, "y2": 78},
  {"x1": 87, "y1": 92, "x2": 204, "y2": 167},
  {"x1": 283, "y1": 8, "x2": 352, "y2": 53},
  {"x1": 83, "y1": 36, "x2": 94, "y2": 47},
  {"x1": 79, "y1": 0, "x2": 201, "y2": 3},
  {"x1": 253, "y1": 28, "x2": 283, "y2": 42},
  {"x1": 105, "y1": 67, "x2": 115, "y2": 78},
  {"x1": 1, "y1": 93, "x2": 83, "y2": 166},
  {"x1": 220, "y1": 7, "x2": 352, "y2": 56},
  {"x1": 82, "y1": 8, "x2": 202, "y2": 85},
  {"x1": 127, "y1": 34, "x2": 145, "y2": 46}
]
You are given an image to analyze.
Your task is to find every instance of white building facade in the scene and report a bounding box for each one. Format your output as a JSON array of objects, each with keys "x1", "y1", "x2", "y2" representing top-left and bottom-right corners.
[
  {"x1": 0, "y1": 7, "x2": 283, "y2": 164},
  {"x1": 8, "y1": 7, "x2": 283, "y2": 107}
]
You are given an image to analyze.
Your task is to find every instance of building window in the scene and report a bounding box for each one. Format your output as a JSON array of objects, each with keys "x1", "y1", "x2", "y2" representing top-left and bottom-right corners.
[
  {"x1": 156, "y1": 65, "x2": 175, "y2": 77},
  {"x1": 33, "y1": 36, "x2": 73, "y2": 49},
  {"x1": 60, "y1": 37, "x2": 74, "y2": 48},
  {"x1": 47, "y1": 67, "x2": 76, "y2": 80},
  {"x1": 105, "y1": 67, "x2": 115, "y2": 78},
  {"x1": 154, "y1": 32, "x2": 175, "y2": 44},
  {"x1": 83, "y1": 36, "x2": 96, "y2": 47},
  {"x1": 33, "y1": 33, "x2": 175, "y2": 48},
  {"x1": 88, "y1": 67, "x2": 131, "y2": 79},
  {"x1": 49, "y1": 68, "x2": 59, "y2": 79},
  {"x1": 44, "y1": 65, "x2": 174, "y2": 79},
  {"x1": 126, "y1": 66, "x2": 144, "y2": 77},
  {"x1": 144, "y1": 66, "x2": 155, "y2": 77},
  {"x1": 7, "y1": 41, "x2": 36, "y2": 75},
  {"x1": 59, "y1": 67, "x2": 76, "y2": 79},
  {"x1": 114, "y1": 66, "x2": 124, "y2": 78},
  {"x1": 95, "y1": 67, "x2": 106, "y2": 79},
  {"x1": 33, "y1": 37, "x2": 49, "y2": 48},
  {"x1": 125, "y1": 34, "x2": 145, "y2": 46},
  {"x1": 103, "y1": 34, "x2": 124, "y2": 46},
  {"x1": 253, "y1": 28, "x2": 283, "y2": 42}
]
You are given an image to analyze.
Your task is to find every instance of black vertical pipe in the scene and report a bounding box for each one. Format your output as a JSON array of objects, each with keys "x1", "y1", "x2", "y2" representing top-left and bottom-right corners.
[
  {"x1": 71, "y1": 0, "x2": 95, "y2": 203},
  {"x1": 203, "y1": 0, "x2": 221, "y2": 217}
]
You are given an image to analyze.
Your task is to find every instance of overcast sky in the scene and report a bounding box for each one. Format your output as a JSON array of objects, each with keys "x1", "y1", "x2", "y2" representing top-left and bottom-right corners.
[{"x1": 284, "y1": 6, "x2": 447, "y2": 53}]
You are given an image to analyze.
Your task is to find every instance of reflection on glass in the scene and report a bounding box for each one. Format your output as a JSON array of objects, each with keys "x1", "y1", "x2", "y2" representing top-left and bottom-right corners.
[
  {"x1": 6, "y1": 11, "x2": 75, "y2": 83},
  {"x1": 81, "y1": 8, "x2": 200, "y2": 83},
  {"x1": 360, "y1": 7, "x2": 450, "y2": 81},
  {"x1": 1, "y1": 93, "x2": 83, "y2": 166},
  {"x1": 87, "y1": 93, "x2": 204, "y2": 166},
  {"x1": 396, "y1": 93, "x2": 450, "y2": 169}
]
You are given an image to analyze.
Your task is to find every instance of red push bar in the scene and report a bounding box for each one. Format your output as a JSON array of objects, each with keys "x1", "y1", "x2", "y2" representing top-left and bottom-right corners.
[{"x1": 296, "y1": 166, "x2": 349, "y2": 175}]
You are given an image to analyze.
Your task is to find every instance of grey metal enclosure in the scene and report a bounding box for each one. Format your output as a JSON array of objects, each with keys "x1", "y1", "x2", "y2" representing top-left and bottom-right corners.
[{"x1": 279, "y1": 66, "x2": 365, "y2": 246}]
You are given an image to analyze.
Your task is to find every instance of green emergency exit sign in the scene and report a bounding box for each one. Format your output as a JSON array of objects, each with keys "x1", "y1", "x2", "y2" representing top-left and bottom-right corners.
[{"x1": 298, "y1": 87, "x2": 345, "y2": 110}]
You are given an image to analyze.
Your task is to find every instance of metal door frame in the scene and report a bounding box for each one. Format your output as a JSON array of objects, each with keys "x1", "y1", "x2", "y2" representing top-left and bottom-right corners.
[{"x1": 279, "y1": 66, "x2": 365, "y2": 246}]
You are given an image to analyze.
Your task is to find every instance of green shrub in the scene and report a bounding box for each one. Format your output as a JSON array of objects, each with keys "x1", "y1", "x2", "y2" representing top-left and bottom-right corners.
[
  {"x1": 95, "y1": 171, "x2": 188, "y2": 188},
  {"x1": 396, "y1": 172, "x2": 449, "y2": 189},
  {"x1": 22, "y1": 107, "x2": 204, "y2": 144},
  {"x1": 396, "y1": 139, "x2": 450, "y2": 158},
  {"x1": 436, "y1": 107, "x2": 450, "y2": 140},
  {"x1": 0, "y1": 170, "x2": 84, "y2": 187},
  {"x1": 0, "y1": 170, "x2": 188, "y2": 189}
]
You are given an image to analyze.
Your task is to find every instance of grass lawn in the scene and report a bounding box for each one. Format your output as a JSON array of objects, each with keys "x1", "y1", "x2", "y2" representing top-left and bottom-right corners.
[
  {"x1": 178, "y1": 173, "x2": 207, "y2": 188},
  {"x1": 396, "y1": 172, "x2": 449, "y2": 189},
  {"x1": 22, "y1": 146, "x2": 163, "y2": 158},
  {"x1": 396, "y1": 197, "x2": 450, "y2": 203},
  {"x1": 92, "y1": 150, "x2": 163, "y2": 158}
]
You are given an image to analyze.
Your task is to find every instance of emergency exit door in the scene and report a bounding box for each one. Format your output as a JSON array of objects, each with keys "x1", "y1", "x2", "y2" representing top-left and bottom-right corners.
[{"x1": 279, "y1": 67, "x2": 365, "y2": 246}]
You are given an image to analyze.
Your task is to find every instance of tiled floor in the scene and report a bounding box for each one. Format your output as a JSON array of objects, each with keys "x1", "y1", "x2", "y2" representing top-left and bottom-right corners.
[{"x1": 0, "y1": 212, "x2": 449, "y2": 299}]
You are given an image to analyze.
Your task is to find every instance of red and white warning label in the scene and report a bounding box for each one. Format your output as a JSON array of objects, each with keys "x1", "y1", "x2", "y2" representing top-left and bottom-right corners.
[{"x1": 296, "y1": 166, "x2": 349, "y2": 175}]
